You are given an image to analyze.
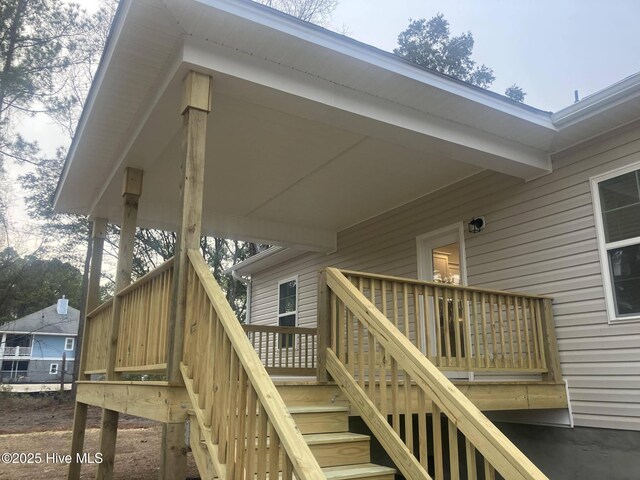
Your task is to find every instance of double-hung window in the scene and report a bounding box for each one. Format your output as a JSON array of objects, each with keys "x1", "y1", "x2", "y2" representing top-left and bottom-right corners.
[
  {"x1": 591, "y1": 163, "x2": 640, "y2": 322},
  {"x1": 278, "y1": 278, "x2": 297, "y2": 348}
]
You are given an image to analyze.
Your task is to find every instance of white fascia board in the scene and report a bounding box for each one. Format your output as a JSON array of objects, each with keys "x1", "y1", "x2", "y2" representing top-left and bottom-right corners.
[
  {"x1": 183, "y1": 38, "x2": 551, "y2": 179},
  {"x1": 552, "y1": 72, "x2": 640, "y2": 128},
  {"x1": 191, "y1": 0, "x2": 553, "y2": 130},
  {"x1": 53, "y1": 0, "x2": 132, "y2": 211}
]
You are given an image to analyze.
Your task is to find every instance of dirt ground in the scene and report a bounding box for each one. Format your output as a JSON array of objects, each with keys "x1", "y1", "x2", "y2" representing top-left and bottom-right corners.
[{"x1": 0, "y1": 392, "x2": 200, "y2": 479}]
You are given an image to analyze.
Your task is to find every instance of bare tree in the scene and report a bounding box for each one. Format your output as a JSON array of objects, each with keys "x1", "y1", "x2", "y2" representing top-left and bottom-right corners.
[{"x1": 255, "y1": 0, "x2": 338, "y2": 26}]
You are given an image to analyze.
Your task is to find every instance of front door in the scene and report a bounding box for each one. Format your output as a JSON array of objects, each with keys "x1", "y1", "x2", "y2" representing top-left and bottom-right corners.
[{"x1": 417, "y1": 223, "x2": 470, "y2": 379}]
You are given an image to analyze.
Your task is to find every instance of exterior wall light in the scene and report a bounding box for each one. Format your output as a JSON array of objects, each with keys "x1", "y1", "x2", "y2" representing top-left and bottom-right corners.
[{"x1": 468, "y1": 216, "x2": 486, "y2": 233}]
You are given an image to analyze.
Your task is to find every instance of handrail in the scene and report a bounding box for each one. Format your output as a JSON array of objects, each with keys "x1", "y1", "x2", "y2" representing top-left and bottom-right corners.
[
  {"x1": 324, "y1": 267, "x2": 549, "y2": 480},
  {"x1": 338, "y1": 269, "x2": 552, "y2": 299},
  {"x1": 339, "y1": 269, "x2": 559, "y2": 375},
  {"x1": 183, "y1": 250, "x2": 325, "y2": 480},
  {"x1": 116, "y1": 257, "x2": 174, "y2": 297},
  {"x1": 243, "y1": 324, "x2": 317, "y2": 375}
]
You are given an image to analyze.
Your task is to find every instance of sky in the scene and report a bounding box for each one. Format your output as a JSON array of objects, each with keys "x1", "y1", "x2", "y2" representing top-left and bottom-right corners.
[{"x1": 7, "y1": 0, "x2": 640, "y2": 253}]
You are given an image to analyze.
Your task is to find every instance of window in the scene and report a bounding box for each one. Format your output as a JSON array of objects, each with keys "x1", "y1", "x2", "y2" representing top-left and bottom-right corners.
[
  {"x1": 591, "y1": 164, "x2": 640, "y2": 322},
  {"x1": 64, "y1": 337, "x2": 74, "y2": 351},
  {"x1": 49, "y1": 363, "x2": 59, "y2": 375},
  {"x1": 278, "y1": 277, "x2": 297, "y2": 348}
]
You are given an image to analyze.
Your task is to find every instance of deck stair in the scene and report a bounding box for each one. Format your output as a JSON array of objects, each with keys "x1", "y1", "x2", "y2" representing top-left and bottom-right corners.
[{"x1": 187, "y1": 383, "x2": 395, "y2": 480}]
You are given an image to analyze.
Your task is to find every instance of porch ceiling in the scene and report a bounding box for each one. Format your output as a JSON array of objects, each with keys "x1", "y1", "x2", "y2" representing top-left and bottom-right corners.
[{"x1": 55, "y1": 0, "x2": 566, "y2": 251}]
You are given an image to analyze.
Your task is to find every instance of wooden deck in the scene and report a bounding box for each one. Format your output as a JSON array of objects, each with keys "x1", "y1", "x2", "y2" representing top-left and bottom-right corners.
[{"x1": 72, "y1": 253, "x2": 563, "y2": 480}]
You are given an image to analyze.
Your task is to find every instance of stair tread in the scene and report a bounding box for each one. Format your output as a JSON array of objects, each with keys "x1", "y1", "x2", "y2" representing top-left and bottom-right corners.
[
  {"x1": 288, "y1": 405, "x2": 349, "y2": 414},
  {"x1": 322, "y1": 463, "x2": 396, "y2": 479},
  {"x1": 302, "y1": 432, "x2": 370, "y2": 445}
]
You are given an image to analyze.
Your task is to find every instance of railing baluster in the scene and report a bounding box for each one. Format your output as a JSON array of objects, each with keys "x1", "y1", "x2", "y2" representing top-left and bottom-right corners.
[
  {"x1": 418, "y1": 388, "x2": 428, "y2": 470},
  {"x1": 404, "y1": 369, "x2": 413, "y2": 453},
  {"x1": 466, "y1": 438, "x2": 478, "y2": 480},
  {"x1": 379, "y1": 344, "x2": 388, "y2": 419},
  {"x1": 268, "y1": 423, "x2": 280, "y2": 478},
  {"x1": 448, "y1": 418, "x2": 460, "y2": 480},
  {"x1": 434, "y1": 286, "x2": 443, "y2": 366},
  {"x1": 422, "y1": 286, "x2": 431, "y2": 359},
  {"x1": 391, "y1": 355, "x2": 400, "y2": 435},
  {"x1": 246, "y1": 386, "x2": 257, "y2": 478},
  {"x1": 472, "y1": 292, "x2": 481, "y2": 370},
  {"x1": 432, "y1": 403, "x2": 444, "y2": 480},
  {"x1": 257, "y1": 405, "x2": 268, "y2": 480},
  {"x1": 462, "y1": 290, "x2": 472, "y2": 369}
]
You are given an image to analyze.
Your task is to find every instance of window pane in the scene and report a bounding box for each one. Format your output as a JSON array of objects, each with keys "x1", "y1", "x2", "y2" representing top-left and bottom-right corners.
[
  {"x1": 608, "y1": 244, "x2": 640, "y2": 317},
  {"x1": 603, "y1": 203, "x2": 640, "y2": 243},
  {"x1": 279, "y1": 280, "x2": 296, "y2": 314},
  {"x1": 599, "y1": 171, "x2": 639, "y2": 211}
]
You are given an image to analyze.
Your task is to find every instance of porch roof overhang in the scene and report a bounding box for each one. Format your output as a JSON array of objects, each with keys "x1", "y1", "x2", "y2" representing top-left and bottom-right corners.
[{"x1": 56, "y1": 0, "x2": 576, "y2": 252}]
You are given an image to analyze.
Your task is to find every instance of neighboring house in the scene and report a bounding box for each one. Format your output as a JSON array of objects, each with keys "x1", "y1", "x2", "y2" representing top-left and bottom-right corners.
[
  {"x1": 53, "y1": 1, "x2": 640, "y2": 479},
  {"x1": 0, "y1": 298, "x2": 78, "y2": 383}
]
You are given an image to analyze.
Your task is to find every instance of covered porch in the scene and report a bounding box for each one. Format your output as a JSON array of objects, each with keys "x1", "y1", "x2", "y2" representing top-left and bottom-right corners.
[{"x1": 54, "y1": 1, "x2": 567, "y2": 479}]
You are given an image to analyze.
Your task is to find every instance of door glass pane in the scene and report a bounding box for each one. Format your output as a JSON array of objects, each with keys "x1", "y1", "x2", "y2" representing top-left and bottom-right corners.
[
  {"x1": 608, "y1": 244, "x2": 640, "y2": 317},
  {"x1": 432, "y1": 242, "x2": 461, "y2": 285}
]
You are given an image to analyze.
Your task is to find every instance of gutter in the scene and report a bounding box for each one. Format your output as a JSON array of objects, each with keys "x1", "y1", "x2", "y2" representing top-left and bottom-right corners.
[{"x1": 552, "y1": 71, "x2": 640, "y2": 128}]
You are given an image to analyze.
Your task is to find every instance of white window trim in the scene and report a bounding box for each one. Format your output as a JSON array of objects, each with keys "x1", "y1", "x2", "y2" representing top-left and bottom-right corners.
[
  {"x1": 277, "y1": 276, "x2": 299, "y2": 327},
  {"x1": 590, "y1": 161, "x2": 640, "y2": 324},
  {"x1": 49, "y1": 363, "x2": 59, "y2": 374},
  {"x1": 277, "y1": 276, "x2": 298, "y2": 349},
  {"x1": 64, "y1": 337, "x2": 75, "y2": 351}
]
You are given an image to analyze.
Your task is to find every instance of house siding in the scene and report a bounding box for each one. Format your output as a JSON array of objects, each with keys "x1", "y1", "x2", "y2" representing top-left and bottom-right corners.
[{"x1": 249, "y1": 121, "x2": 640, "y2": 432}]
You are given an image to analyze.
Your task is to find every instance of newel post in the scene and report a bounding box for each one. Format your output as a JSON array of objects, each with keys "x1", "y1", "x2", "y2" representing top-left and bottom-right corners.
[
  {"x1": 161, "y1": 71, "x2": 212, "y2": 480},
  {"x1": 317, "y1": 269, "x2": 332, "y2": 383},
  {"x1": 540, "y1": 297, "x2": 562, "y2": 383}
]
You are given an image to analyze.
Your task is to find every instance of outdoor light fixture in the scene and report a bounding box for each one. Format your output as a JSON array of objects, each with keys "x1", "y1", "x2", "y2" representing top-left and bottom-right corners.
[{"x1": 468, "y1": 216, "x2": 486, "y2": 233}]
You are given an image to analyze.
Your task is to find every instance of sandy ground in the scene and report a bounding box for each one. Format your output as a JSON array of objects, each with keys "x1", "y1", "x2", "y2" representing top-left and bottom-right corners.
[{"x1": 0, "y1": 393, "x2": 199, "y2": 479}]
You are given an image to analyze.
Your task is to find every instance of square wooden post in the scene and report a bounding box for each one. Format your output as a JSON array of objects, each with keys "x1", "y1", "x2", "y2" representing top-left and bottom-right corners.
[
  {"x1": 68, "y1": 218, "x2": 107, "y2": 480},
  {"x1": 317, "y1": 269, "x2": 332, "y2": 383},
  {"x1": 96, "y1": 168, "x2": 142, "y2": 480},
  {"x1": 540, "y1": 298, "x2": 562, "y2": 383},
  {"x1": 161, "y1": 71, "x2": 212, "y2": 480}
]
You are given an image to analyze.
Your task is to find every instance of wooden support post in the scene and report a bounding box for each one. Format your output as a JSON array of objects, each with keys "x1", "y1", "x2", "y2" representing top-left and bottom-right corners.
[
  {"x1": 68, "y1": 218, "x2": 107, "y2": 480},
  {"x1": 317, "y1": 269, "x2": 332, "y2": 383},
  {"x1": 97, "y1": 169, "x2": 142, "y2": 480},
  {"x1": 540, "y1": 298, "x2": 562, "y2": 383},
  {"x1": 162, "y1": 71, "x2": 211, "y2": 480}
]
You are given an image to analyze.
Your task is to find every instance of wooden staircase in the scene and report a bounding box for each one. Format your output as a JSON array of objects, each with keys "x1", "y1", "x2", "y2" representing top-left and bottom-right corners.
[{"x1": 188, "y1": 382, "x2": 395, "y2": 480}]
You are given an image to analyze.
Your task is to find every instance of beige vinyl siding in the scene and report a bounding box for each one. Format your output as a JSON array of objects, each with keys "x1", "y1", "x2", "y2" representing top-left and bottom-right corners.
[{"x1": 249, "y1": 121, "x2": 640, "y2": 431}]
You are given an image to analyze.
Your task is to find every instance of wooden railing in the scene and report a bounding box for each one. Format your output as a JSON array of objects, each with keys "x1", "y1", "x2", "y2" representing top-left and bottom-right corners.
[
  {"x1": 339, "y1": 269, "x2": 559, "y2": 376},
  {"x1": 83, "y1": 258, "x2": 174, "y2": 375},
  {"x1": 84, "y1": 299, "x2": 113, "y2": 374},
  {"x1": 243, "y1": 324, "x2": 317, "y2": 375},
  {"x1": 322, "y1": 267, "x2": 549, "y2": 480},
  {"x1": 115, "y1": 259, "x2": 173, "y2": 373},
  {"x1": 182, "y1": 250, "x2": 324, "y2": 480}
]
